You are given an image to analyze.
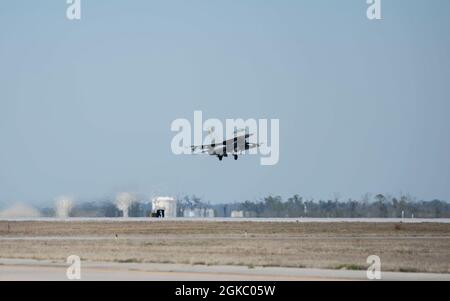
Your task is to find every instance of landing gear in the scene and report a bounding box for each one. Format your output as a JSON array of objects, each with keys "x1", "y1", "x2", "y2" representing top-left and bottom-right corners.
[{"x1": 218, "y1": 154, "x2": 237, "y2": 161}]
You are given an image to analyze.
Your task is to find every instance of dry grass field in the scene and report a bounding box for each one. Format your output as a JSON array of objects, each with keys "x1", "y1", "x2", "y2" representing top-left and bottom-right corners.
[{"x1": 0, "y1": 220, "x2": 449, "y2": 273}]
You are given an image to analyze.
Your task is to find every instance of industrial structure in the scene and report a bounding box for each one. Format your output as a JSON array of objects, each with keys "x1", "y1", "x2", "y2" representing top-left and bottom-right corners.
[{"x1": 151, "y1": 197, "x2": 177, "y2": 218}]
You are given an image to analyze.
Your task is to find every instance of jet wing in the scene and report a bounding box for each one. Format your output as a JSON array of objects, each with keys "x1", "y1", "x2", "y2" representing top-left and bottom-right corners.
[
  {"x1": 223, "y1": 133, "x2": 253, "y2": 146},
  {"x1": 190, "y1": 133, "x2": 253, "y2": 153}
]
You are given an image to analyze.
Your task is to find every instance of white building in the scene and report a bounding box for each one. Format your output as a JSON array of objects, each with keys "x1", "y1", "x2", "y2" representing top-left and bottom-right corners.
[
  {"x1": 231, "y1": 210, "x2": 244, "y2": 218},
  {"x1": 205, "y1": 208, "x2": 215, "y2": 218},
  {"x1": 151, "y1": 197, "x2": 177, "y2": 218},
  {"x1": 183, "y1": 208, "x2": 199, "y2": 218},
  {"x1": 183, "y1": 208, "x2": 215, "y2": 218}
]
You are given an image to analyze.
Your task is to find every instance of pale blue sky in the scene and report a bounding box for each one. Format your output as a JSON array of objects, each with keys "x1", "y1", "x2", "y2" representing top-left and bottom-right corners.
[{"x1": 1, "y1": 1, "x2": 449, "y2": 206}]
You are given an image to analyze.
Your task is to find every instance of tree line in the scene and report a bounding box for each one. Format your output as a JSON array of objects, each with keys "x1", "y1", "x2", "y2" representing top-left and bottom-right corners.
[
  {"x1": 167, "y1": 194, "x2": 450, "y2": 218},
  {"x1": 39, "y1": 194, "x2": 450, "y2": 218}
]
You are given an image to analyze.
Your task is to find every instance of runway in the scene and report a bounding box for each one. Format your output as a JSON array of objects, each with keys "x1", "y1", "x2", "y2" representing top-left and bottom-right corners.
[
  {"x1": 1, "y1": 220, "x2": 449, "y2": 277},
  {"x1": 1, "y1": 217, "x2": 450, "y2": 223},
  {"x1": 1, "y1": 259, "x2": 450, "y2": 281},
  {"x1": 2, "y1": 234, "x2": 450, "y2": 241}
]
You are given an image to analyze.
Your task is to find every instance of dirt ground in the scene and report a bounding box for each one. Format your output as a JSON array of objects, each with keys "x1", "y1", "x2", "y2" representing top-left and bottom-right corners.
[{"x1": 0, "y1": 220, "x2": 449, "y2": 273}]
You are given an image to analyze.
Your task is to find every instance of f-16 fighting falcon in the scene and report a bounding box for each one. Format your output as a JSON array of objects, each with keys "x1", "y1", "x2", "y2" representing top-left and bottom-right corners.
[{"x1": 189, "y1": 129, "x2": 261, "y2": 161}]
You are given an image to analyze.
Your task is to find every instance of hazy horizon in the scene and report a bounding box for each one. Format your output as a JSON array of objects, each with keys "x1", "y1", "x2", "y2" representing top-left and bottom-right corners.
[{"x1": 1, "y1": 1, "x2": 450, "y2": 207}]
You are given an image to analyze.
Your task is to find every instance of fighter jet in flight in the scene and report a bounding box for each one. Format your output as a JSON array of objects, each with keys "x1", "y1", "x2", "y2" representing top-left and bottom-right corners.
[{"x1": 189, "y1": 129, "x2": 261, "y2": 161}]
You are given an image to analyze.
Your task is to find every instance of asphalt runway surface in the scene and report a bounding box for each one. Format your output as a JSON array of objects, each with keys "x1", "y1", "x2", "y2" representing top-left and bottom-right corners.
[{"x1": 1, "y1": 259, "x2": 450, "y2": 281}]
